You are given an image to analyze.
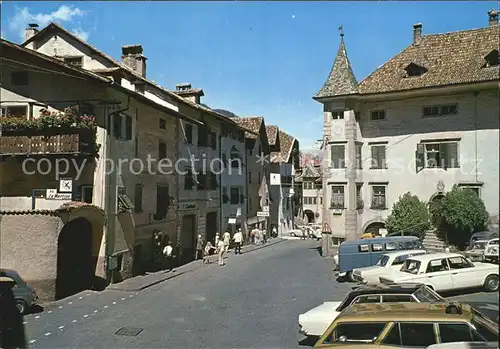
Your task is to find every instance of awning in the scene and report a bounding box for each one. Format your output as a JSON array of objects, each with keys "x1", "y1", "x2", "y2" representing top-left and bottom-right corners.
[{"x1": 247, "y1": 216, "x2": 266, "y2": 226}]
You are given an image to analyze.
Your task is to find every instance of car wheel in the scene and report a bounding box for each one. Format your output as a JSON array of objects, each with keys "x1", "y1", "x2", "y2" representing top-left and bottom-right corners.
[
  {"x1": 16, "y1": 299, "x2": 28, "y2": 315},
  {"x1": 291, "y1": 232, "x2": 295, "y2": 237},
  {"x1": 484, "y1": 275, "x2": 499, "y2": 292},
  {"x1": 347, "y1": 271, "x2": 356, "y2": 283}
]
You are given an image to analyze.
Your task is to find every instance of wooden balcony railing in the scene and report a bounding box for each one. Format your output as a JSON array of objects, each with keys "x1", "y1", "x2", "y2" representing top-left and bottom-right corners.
[{"x1": 0, "y1": 128, "x2": 95, "y2": 156}]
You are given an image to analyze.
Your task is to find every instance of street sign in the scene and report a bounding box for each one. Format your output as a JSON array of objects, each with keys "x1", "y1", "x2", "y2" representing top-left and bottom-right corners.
[
  {"x1": 46, "y1": 189, "x2": 72, "y2": 200},
  {"x1": 263, "y1": 206, "x2": 269, "y2": 212},
  {"x1": 322, "y1": 222, "x2": 332, "y2": 234},
  {"x1": 270, "y1": 173, "x2": 281, "y2": 185},
  {"x1": 228, "y1": 218, "x2": 236, "y2": 224},
  {"x1": 257, "y1": 211, "x2": 270, "y2": 217},
  {"x1": 59, "y1": 179, "x2": 73, "y2": 193}
]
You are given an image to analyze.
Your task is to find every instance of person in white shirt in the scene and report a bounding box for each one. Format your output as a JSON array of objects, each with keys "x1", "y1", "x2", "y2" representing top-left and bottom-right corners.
[
  {"x1": 203, "y1": 242, "x2": 216, "y2": 265},
  {"x1": 233, "y1": 229, "x2": 243, "y2": 254},
  {"x1": 162, "y1": 241, "x2": 174, "y2": 272},
  {"x1": 223, "y1": 231, "x2": 231, "y2": 253},
  {"x1": 217, "y1": 239, "x2": 225, "y2": 266}
]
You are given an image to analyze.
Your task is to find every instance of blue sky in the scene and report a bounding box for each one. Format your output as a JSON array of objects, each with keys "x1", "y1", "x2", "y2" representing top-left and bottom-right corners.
[{"x1": 1, "y1": 1, "x2": 497, "y2": 150}]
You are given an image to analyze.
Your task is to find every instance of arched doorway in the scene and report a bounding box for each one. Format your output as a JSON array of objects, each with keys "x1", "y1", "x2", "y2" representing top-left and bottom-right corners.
[
  {"x1": 364, "y1": 222, "x2": 386, "y2": 236},
  {"x1": 304, "y1": 209, "x2": 315, "y2": 224},
  {"x1": 429, "y1": 193, "x2": 445, "y2": 238},
  {"x1": 56, "y1": 217, "x2": 93, "y2": 300}
]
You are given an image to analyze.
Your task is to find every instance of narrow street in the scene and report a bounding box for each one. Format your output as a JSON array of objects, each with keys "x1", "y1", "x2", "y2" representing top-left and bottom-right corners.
[{"x1": 22, "y1": 240, "x2": 498, "y2": 349}]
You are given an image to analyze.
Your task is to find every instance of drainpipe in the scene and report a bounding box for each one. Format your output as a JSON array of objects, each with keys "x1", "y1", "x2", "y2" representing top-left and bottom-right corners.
[
  {"x1": 219, "y1": 131, "x2": 223, "y2": 239},
  {"x1": 105, "y1": 95, "x2": 130, "y2": 284},
  {"x1": 473, "y1": 91, "x2": 478, "y2": 182}
]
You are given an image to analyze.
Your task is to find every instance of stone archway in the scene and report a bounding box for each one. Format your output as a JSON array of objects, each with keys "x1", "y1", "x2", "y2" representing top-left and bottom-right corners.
[
  {"x1": 55, "y1": 217, "x2": 93, "y2": 300},
  {"x1": 363, "y1": 222, "x2": 386, "y2": 236},
  {"x1": 304, "y1": 209, "x2": 315, "y2": 224}
]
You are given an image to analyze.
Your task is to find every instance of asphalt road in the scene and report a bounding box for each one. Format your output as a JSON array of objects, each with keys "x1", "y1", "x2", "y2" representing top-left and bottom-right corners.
[{"x1": 21, "y1": 240, "x2": 499, "y2": 349}]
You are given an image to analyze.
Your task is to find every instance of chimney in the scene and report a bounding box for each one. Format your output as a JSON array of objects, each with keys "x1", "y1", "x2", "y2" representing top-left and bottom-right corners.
[
  {"x1": 488, "y1": 9, "x2": 499, "y2": 26},
  {"x1": 121, "y1": 45, "x2": 147, "y2": 78},
  {"x1": 175, "y1": 83, "x2": 205, "y2": 104},
  {"x1": 413, "y1": 23, "x2": 422, "y2": 46},
  {"x1": 25, "y1": 23, "x2": 39, "y2": 42}
]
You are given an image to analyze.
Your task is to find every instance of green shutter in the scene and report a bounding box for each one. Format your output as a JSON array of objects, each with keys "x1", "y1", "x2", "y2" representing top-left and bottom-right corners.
[
  {"x1": 447, "y1": 142, "x2": 459, "y2": 168},
  {"x1": 415, "y1": 144, "x2": 425, "y2": 173},
  {"x1": 439, "y1": 143, "x2": 448, "y2": 170}
]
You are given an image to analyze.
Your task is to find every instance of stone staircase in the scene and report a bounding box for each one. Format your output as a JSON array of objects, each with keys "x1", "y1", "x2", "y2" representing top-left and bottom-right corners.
[{"x1": 422, "y1": 230, "x2": 447, "y2": 252}]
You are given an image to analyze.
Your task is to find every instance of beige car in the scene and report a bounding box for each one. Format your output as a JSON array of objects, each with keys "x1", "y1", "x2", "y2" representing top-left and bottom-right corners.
[{"x1": 313, "y1": 302, "x2": 498, "y2": 348}]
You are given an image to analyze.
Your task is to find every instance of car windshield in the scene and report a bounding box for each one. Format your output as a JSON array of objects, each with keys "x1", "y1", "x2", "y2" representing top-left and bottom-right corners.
[
  {"x1": 489, "y1": 240, "x2": 499, "y2": 245},
  {"x1": 471, "y1": 310, "x2": 498, "y2": 341},
  {"x1": 400, "y1": 259, "x2": 420, "y2": 274},
  {"x1": 412, "y1": 285, "x2": 443, "y2": 302},
  {"x1": 376, "y1": 255, "x2": 390, "y2": 267},
  {"x1": 471, "y1": 241, "x2": 487, "y2": 249}
]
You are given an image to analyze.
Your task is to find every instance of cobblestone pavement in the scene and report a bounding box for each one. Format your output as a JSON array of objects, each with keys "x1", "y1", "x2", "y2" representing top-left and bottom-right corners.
[{"x1": 21, "y1": 240, "x2": 498, "y2": 349}]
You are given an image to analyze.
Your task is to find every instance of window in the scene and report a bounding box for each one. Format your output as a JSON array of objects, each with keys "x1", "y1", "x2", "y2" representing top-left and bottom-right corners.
[
  {"x1": 159, "y1": 118, "x2": 166, "y2": 130},
  {"x1": 392, "y1": 254, "x2": 411, "y2": 266},
  {"x1": 426, "y1": 258, "x2": 449, "y2": 273},
  {"x1": 125, "y1": 115, "x2": 133, "y2": 140},
  {"x1": 208, "y1": 171, "x2": 217, "y2": 190},
  {"x1": 63, "y1": 56, "x2": 83, "y2": 67},
  {"x1": 330, "y1": 145, "x2": 345, "y2": 169},
  {"x1": 11, "y1": 71, "x2": 29, "y2": 86},
  {"x1": 230, "y1": 147, "x2": 241, "y2": 168},
  {"x1": 331, "y1": 111, "x2": 344, "y2": 120},
  {"x1": 113, "y1": 114, "x2": 123, "y2": 139},
  {"x1": 222, "y1": 187, "x2": 229, "y2": 204},
  {"x1": 447, "y1": 256, "x2": 473, "y2": 269},
  {"x1": 249, "y1": 197, "x2": 252, "y2": 211},
  {"x1": 249, "y1": 172, "x2": 252, "y2": 184},
  {"x1": 377, "y1": 255, "x2": 390, "y2": 266},
  {"x1": 404, "y1": 63, "x2": 428, "y2": 77},
  {"x1": 230, "y1": 187, "x2": 240, "y2": 204},
  {"x1": 423, "y1": 104, "x2": 458, "y2": 117},
  {"x1": 371, "y1": 145, "x2": 387, "y2": 169},
  {"x1": 197, "y1": 173, "x2": 206, "y2": 190},
  {"x1": 117, "y1": 187, "x2": 134, "y2": 213},
  {"x1": 1, "y1": 105, "x2": 28, "y2": 118},
  {"x1": 371, "y1": 185, "x2": 386, "y2": 209},
  {"x1": 198, "y1": 125, "x2": 208, "y2": 146},
  {"x1": 382, "y1": 295, "x2": 412, "y2": 303},
  {"x1": 370, "y1": 110, "x2": 386, "y2": 120},
  {"x1": 134, "y1": 184, "x2": 143, "y2": 213},
  {"x1": 0, "y1": 275, "x2": 18, "y2": 289},
  {"x1": 352, "y1": 295, "x2": 381, "y2": 304},
  {"x1": 184, "y1": 123, "x2": 193, "y2": 144},
  {"x1": 372, "y1": 243, "x2": 383, "y2": 252},
  {"x1": 356, "y1": 143, "x2": 362, "y2": 169},
  {"x1": 400, "y1": 323, "x2": 436, "y2": 346},
  {"x1": 158, "y1": 141, "x2": 167, "y2": 159},
  {"x1": 81, "y1": 185, "x2": 93, "y2": 204},
  {"x1": 184, "y1": 169, "x2": 194, "y2": 190},
  {"x1": 155, "y1": 185, "x2": 170, "y2": 220},
  {"x1": 471, "y1": 311, "x2": 499, "y2": 341},
  {"x1": 210, "y1": 132, "x2": 217, "y2": 150},
  {"x1": 382, "y1": 323, "x2": 401, "y2": 346},
  {"x1": 358, "y1": 244, "x2": 370, "y2": 252},
  {"x1": 134, "y1": 134, "x2": 139, "y2": 157},
  {"x1": 484, "y1": 49, "x2": 499, "y2": 67},
  {"x1": 330, "y1": 185, "x2": 344, "y2": 209},
  {"x1": 416, "y1": 142, "x2": 459, "y2": 171},
  {"x1": 322, "y1": 322, "x2": 386, "y2": 344},
  {"x1": 385, "y1": 242, "x2": 397, "y2": 251},
  {"x1": 439, "y1": 323, "x2": 473, "y2": 343},
  {"x1": 458, "y1": 184, "x2": 482, "y2": 197},
  {"x1": 303, "y1": 181, "x2": 314, "y2": 190},
  {"x1": 401, "y1": 259, "x2": 421, "y2": 274}
]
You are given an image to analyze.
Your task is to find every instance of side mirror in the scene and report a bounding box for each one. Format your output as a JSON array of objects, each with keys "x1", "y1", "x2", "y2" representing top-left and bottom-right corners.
[{"x1": 339, "y1": 335, "x2": 348, "y2": 342}]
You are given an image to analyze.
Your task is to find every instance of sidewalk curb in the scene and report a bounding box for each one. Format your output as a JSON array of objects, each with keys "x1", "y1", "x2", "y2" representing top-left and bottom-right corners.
[{"x1": 107, "y1": 239, "x2": 286, "y2": 292}]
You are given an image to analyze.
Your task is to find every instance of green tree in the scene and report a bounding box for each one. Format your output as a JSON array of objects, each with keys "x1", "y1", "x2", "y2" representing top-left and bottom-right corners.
[
  {"x1": 386, "y1": 192, "x2": 431, "y2": 239},
  {"x1": 436, "y1": 185, "x2": 489, "y2": 248}
]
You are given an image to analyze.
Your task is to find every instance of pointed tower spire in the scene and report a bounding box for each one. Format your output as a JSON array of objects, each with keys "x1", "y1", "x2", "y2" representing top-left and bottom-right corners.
[{"x1": 314, "y1": 26, "x2": 359, "y2": 99}]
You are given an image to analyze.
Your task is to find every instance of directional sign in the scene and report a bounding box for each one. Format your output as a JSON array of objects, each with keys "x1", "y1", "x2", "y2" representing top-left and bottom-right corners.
[
  {"x1": 257, "y1": 211, "x2": 270, "y2": 217},
  {"x1": 270, "y1": 173, "x2": 281, "y2": 185},
  {"x1": 59, "y1": 179, "x2": 73, "y2": 193}
]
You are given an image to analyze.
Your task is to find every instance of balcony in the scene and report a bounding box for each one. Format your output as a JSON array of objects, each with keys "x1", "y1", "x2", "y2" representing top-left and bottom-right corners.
[
  {"x1": 0, "y1": 107, "x2": 98, "y2": 156},
  {"x1": 0, "y1": 129, "x2": 95, "y2": 155}
]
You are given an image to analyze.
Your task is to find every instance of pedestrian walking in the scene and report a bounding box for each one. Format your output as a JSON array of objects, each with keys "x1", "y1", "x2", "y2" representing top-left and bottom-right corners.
[
  {"x1": 233, "y1": 229, "x2": 243, "y2": 254},
  {"x1": 162, "y1": 241, "x2": 174, "y2": 272},
  {"x1": 195, "y1": 234, "x2": 203, "y2": 260},
  {"x1": 250, "y1": 228, "x2": 256, "y2": 244},
  {"x1": 0, "y1": 284, "x2": 27, "y2": 348},
  {"x1": 272, "y1": 226, "x2": 277, "y2": 238},
  {"x1": 215, "y1": 233, "x2": 220, "y2": 247},
  {"x1": 262, "y1": 229, "x2": 267, "y2": 244},
  {"x1": 217, "y1": 238, "x2": 225, "y2": 266},
  {"x1": 223, "y1": 231, "x2": 231, "y2": 253},
  {"x1": 203, "y1": 241, "x2": 216, "y2": 265},
  {"x1": 301, "y1": 229, "x2": 307, "y2": 240}
]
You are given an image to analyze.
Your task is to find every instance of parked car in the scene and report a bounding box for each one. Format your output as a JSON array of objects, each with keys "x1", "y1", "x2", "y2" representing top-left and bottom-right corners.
[
  {"x1": 379, "y1": 252, "x2": 499, "y2": 293},
  {"x1": 427, "y1": 342, "x2": 499, "y2": 349},
  {"x1": 351, "y1": 249, "x2": 427, "y2": 284},
  {"x1": 483, "y1": 238, "x2": 499, "y2": 263},
  {"x1": 313, "y1": 302, "x2": 498, "y2": 348},
  {"x1": 334, "y1": 236, "x2": 425, "y2": 281},
  {"x1": 0, "y1": 269, "x2": 38, "y2": 314},
  {"x1": 298, "y1": 283, "x2": 442, "y2": 339},
  {"x1": 289, "y1": 229, "x2": 306, "y2": 238},
  {"x1": 306, "y1": 226, "x2": 322, "y2": 240},
  {"x1": 467, "y1": 231, "x2": 498, "y2": 248},
  {"x1": 464, "y1": 240, "x2": 489, "y2": 261}
]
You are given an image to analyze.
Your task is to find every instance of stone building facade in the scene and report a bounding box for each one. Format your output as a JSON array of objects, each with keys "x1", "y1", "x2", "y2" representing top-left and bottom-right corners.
[{"x1": 315, "y1": 11, "x2": 500, "y2": 241}]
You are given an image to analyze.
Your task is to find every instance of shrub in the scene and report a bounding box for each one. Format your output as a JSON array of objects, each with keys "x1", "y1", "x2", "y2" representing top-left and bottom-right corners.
[{"x1": 386, "y1": 192, "x2": 431, "y2": 239}]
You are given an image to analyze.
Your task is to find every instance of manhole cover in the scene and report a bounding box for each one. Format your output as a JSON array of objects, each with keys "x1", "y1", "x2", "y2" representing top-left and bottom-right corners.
[{"x1": 115, "y1": 327, "x2": 143, "y2": 336}]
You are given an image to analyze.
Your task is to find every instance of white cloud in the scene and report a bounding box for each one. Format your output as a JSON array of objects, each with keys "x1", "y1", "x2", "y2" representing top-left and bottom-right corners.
[
  {"x1": 8, "y1": 5, "x2": 87, "y2": 41},
  {"x1": 72, "y1": 28, "x2": 89, "y2": 41}
]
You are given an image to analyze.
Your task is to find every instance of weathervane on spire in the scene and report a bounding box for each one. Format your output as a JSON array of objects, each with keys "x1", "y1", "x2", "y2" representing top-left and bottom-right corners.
[{"x1": 338, "y1": 25, "x2": 344, "y2": 38}]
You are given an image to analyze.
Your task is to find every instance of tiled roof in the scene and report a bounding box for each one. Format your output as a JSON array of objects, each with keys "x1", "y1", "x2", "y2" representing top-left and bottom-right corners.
[
  {"x1": 230, "y1": 116, "x2": 262, "y2": 139},
  {"x1": 359, "y1": 26, "x2": 500, "y2": 94},
  {"x1": 296, "y1": 164, "x2": 323, "y2": 181},
  {"x1": 23, "y1": 22, "x2": 237, "y2": 126},
  {"x1": 0, "y1": 202, "x2": 103, "y2": 216},
  {"x1": 266, "y1": 125, "x2": 279, "y2": 145},
  {"x1": 315, "y1": 35, "x2": 359, "y2": 99},
  {"x1": 277, "y1": 129, "x2": 297, "y2": 163}
]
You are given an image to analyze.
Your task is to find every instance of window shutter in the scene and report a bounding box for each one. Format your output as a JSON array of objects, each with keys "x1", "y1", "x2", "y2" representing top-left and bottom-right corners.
[
  {"x1": 439, "y1": 143, "x2": 448, "y2": 170},
  {"x1": 371, "y1": 146, "x2": 378, "y2": 168},
  {"x1": 447, "y1": 142, "x2": 459, "y2": 168},
  {"x1": 379, "y1": 146, "x2": 386, "y2": 169},
  {"x1": 415, "y1": 144, "x2": 425, "y2": 173}
]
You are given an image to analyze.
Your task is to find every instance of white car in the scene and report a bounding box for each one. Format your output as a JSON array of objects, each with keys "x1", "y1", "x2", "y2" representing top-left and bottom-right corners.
[
  {"x1": 379, "y1": 252, "x2": 499, "y2": 293},
  {"x1": 297, "y1": 283, "x2": 442, "y2": 338},
  {"x1": 351, "y1": 249, "x2": 427, "y2": 284},
  {"x1": 427, "y1": 342, "x2": 498, "y2": 349},
  {"x1": 483, "y1": 238, "x2": 499, "y2": 263}
]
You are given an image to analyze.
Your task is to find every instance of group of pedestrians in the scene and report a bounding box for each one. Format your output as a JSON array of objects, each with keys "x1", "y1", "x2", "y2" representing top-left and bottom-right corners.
[{"x1": 197, "y1": 229, "x2": 244, "y2": 266}]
